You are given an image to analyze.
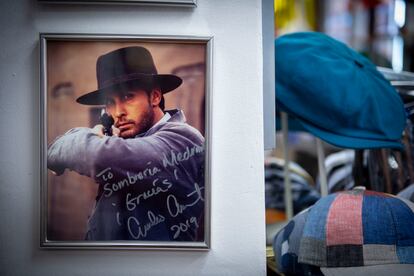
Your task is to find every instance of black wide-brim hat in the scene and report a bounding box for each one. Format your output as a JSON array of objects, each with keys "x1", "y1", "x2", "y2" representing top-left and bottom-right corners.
[{"x1": 76, "y1": 46, "x2": 182, "y2": 105}]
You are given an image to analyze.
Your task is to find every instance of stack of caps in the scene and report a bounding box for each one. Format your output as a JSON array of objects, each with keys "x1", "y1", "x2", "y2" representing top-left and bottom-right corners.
[
  {"x1": 275, "y1": 32, "x2": 406, "y2": 149},
  {"x1": 274, "y1": 187, "x2": 414, "y2": 275},
  {"x1": 316, "y1": 150, "x2": 355, "y2": 194},
  {"x1": 380, "y1": 70, "x2": 414, "y2": 103},
  {"x1": 265, "y1": 157, "x2": 320, "y2": 214}
]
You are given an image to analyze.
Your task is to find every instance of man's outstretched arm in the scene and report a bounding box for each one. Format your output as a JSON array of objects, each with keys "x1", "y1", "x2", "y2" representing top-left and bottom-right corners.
[{"x1": 47, "y1": 127, "x2": 159, "y2": 179}]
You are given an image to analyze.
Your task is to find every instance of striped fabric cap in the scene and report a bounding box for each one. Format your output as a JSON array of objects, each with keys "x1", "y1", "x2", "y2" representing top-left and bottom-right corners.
[{"x1": 299, "y1": 188, "x2": 414, "y2": 267}]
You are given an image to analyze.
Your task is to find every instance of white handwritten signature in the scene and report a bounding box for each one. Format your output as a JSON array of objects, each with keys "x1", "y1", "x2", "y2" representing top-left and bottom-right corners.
[
  {"x1": 116, "y1": 182, "x2": 204, "y2": 240},
  {"x1": 127, "y1": 211, "x2": 165, "y2": 239},
  {"x1": 167, "y1": 183, "x2": 204, "y2": 218}
]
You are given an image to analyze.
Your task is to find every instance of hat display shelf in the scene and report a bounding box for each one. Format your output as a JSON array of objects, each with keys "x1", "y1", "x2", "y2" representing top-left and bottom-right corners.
[
  {"x1": 274, "y1": 33, "x2": 414, "y2": 272},
  {"x1": 276, "y1": 33, "x2": 408, "y2": 222}
]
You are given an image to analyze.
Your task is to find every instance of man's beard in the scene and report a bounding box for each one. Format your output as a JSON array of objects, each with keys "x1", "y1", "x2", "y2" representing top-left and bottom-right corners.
[{"x1": 119, "y1": 107, "x2": 155, "y2": 139}]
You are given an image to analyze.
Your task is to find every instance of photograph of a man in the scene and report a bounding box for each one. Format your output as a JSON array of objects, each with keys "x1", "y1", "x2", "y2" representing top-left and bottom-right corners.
[{"x1": 46, "y1": 42, "x2": 206, "y2": 243}]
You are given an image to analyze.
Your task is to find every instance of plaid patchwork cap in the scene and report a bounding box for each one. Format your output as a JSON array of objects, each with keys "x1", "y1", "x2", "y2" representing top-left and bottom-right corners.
[
  {"x1": 299, "y1": 188, "x2": 414, "y2": 275},
  {"x1": 273, "y1": 208, "x2": 323, "y2": 275}
]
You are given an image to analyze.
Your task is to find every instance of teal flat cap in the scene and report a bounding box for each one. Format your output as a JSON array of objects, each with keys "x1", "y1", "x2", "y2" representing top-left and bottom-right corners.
[{"x1": 276, "y1": 32, "x2": 406, "y2": 149}]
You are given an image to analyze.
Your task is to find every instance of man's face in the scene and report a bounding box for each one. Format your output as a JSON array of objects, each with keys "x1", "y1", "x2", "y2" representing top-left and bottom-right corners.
[{"x1": 105, "y1": 88, "x2": 155, "y2": 139}]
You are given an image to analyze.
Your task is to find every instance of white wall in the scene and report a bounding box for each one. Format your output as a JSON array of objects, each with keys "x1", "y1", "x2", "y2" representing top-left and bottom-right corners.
[{"x1": 0, "y1": 0, "x2": 266, "y2": 275}]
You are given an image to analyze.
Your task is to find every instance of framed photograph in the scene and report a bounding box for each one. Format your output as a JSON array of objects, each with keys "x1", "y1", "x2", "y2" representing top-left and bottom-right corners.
[
  {"x1": 38, "y1": 0, "x2": 197, "y2": 7},
  {"x1": 40, "y1": 34, "x2": 212, "y2": 249}
]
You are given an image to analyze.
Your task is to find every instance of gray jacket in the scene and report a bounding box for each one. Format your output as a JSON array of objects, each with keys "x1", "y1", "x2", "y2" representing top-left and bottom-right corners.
[{"x1": 48, "y1": 109, "x2": 205, "y2": 241}]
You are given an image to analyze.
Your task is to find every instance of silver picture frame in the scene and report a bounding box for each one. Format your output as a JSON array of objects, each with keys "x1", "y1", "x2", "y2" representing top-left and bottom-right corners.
[
  {"x1": 40, "y1": 33, "x2": 212, "y2": 249},
  {"x1": 38, "y1": 0, "x2": 197, "y2": 7}
]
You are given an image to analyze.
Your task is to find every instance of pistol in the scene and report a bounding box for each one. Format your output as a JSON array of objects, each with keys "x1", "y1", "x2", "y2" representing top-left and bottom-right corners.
[{"x1": 100, "y1": 112, "x2": 114, "y2": 136}]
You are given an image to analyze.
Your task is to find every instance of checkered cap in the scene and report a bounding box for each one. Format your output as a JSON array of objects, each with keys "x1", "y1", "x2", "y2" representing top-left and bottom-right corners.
[
  {"x1": 298, "y1": 188, "x2": 414, "y2": 268},
  {"x1": 273, "y1": 208, "x2": 323, "y2": 275}
]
